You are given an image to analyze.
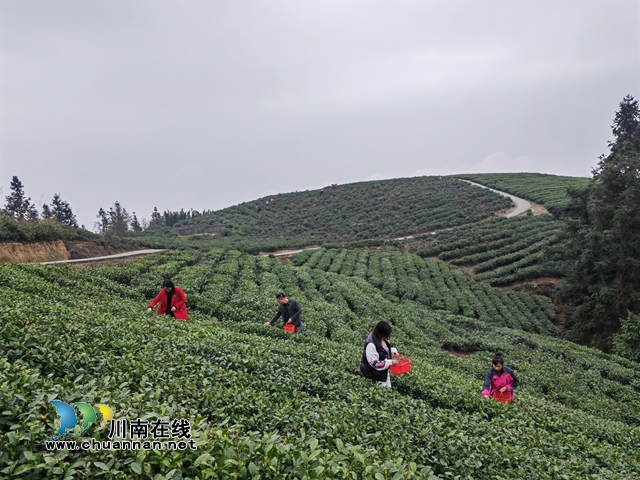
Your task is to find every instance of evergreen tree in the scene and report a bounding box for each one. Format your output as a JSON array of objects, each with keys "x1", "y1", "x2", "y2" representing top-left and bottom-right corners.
[
  {"x1": 41, "y1": 204, "x2": 53, "y2": 220},
  {"x1": 49, "y1": 193, "x2": 78, "y2": 227},
  {"x1": 95, "y1": 208, "x2": 109, "y2": 234},
  {"x1": 149, "y1": 206, "x2": 164, "y2": 229},
  {"x1": 559, "y1": 95, "x2": 640, "y2": 350},
  {"x1": 4, "y1": 176, "x2": 37, "y2": 221},
  {"x1": 108, "y1": 201, "x2": 130, "y2": 236},
  {"x1": 130, "y1": 213, "x2": 142, "y2": 233}
]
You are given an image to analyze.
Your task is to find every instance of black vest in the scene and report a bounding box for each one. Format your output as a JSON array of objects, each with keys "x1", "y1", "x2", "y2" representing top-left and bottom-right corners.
[{"x1": 359, "y1": 332, "x2": 392, "y2": 382}]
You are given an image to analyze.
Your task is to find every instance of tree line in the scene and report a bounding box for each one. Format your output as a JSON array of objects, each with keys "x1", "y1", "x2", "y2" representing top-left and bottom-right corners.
[
  {"x1": 1, "y1": 176, "x2": 78, "y2": 227},
  {"x1": 0, "y1": 175, "x2": 211, "y2": 237},
  {"x1": 94, "y1": 204, "x2": 214, "y2": 236},
  {"x1": 559, "y1": 94, "x2": 640, "y2": 360}
]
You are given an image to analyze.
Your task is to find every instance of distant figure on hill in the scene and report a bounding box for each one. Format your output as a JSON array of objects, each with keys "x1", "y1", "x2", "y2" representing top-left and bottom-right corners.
[
  {"x1": 264, "y1": 293, "x2": 303, "y2": 333},
  {"x1": 358, "y1": 321, "x2": 400, "y2": 388},
  {"x1": 147, "y1": 279, "x2": 188, "y2": 321},
  {"x1": 482, "y1": 352, "x2": 518, "y2": 403}
]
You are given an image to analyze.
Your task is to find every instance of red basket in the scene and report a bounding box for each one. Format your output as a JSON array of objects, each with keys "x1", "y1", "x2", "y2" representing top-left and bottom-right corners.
[
  {"x1": 492, "y1": 390, "x2": 513, "y2": 404},
  {"x1": 283, "y1": 323, "x2": 295, "y2": 333},
  {"x1": 390, "y1": 355, "x2": 411, "y2": 375}
]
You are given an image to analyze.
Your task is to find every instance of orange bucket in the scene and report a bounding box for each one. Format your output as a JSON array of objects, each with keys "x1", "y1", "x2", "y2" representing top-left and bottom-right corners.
[
  {"x1": 390, "y1": 355, "x2": 411, "y2": 375},
  {"x1": 283, "y1": 323, "x2": 295, "y2": 333}
]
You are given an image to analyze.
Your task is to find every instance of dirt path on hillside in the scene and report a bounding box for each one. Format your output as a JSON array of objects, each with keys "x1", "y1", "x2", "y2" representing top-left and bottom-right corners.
[
  {"x1": 40, "y1": 249, "x2": 168, "y2": 265},
  {"x1": 259, "y1": 247, "x2": 320, "y2": 258}
]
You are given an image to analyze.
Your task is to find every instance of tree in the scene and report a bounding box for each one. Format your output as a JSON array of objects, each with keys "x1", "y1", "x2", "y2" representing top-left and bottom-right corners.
[
  {"x1": 130, "y1": 212, "x2": 142, "y2": 233},
  {"x1": 4, "y1": 176, "x2": 37, "y2": 221},
  {"x1": 149, "y1": 206, "x2": 164, "y2": 229},
  {"x1": 559, "y1": 95, "x2": 640, "y2": 350},
  {"x1": 49, "y1": 193, "x2": 78, "y2": 227},
  {"x1": 108, "y1": 201, "x2": 130, "y2": 236},
  {"x1": 95, "y1": 208, "x2": 109, "y2": 234},
  {"x1": 95, "y1": 201, "x2": 134, "y2": 236},
  {"x1": 613, "y1": 312, "x2": 640, "y2": 362},
  {"x1": 41, "y1": 204, "x2": 52, "y2": 220}
]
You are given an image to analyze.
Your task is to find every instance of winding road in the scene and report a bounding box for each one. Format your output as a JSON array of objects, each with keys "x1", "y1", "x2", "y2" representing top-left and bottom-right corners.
[
  {"x1": 41, "y1": 180, "x2": 532, "y2": 263},
  {"x1": 393, "y1": 180, "x2": 531, "y2": 241},
  {"x1": 459, "y1": 179, "x2": 531, "y2": 218}
]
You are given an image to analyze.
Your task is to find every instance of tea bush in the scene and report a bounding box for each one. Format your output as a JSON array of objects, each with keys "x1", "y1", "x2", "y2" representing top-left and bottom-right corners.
[
  {"x1": 293, "y1": 248, "x2": 558, "y2": 335},
  {"x1": 1, "y1": 250, "x2": 639, "y2": 478}
]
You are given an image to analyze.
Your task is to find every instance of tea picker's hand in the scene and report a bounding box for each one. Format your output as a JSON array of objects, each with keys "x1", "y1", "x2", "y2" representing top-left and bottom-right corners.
[
  {"x1": 171, "y1": 306, "x2": 177, "y2": 312},
  {"x1": 391, "y1": 359, "x2": 399, "y2": 366},
  {"x1": 264, "y1": 321, "x2": 272, "y2": 326},
  {"x1": 499, "y1": 387, "x2": 506, "y2": 393},
  {"x1": 147, "y1": 308, "x2": 153, "y2": 313}
]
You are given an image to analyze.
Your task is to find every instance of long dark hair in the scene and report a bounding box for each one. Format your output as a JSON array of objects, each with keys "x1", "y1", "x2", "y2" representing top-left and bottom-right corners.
[
  {"x1": 492, "y1": 352, "x2": 504, "y2": 366},
  {"x1": 163, "y1": 279, "x2": 175, "y2": 297},
  {"x1": 373, "y1": 321, "x2": 392, "y2": 342}
]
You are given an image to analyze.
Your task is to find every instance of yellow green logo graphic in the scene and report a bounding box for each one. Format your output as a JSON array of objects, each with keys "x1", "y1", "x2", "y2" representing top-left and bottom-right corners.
[{"x1": 49, "y1": 401, "x2": 113, "y2": 439}]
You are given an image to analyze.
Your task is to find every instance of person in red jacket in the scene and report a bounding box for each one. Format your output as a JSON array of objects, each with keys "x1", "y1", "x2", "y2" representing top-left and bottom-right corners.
[{"x1": 147, "y1": 280, "x2": 188, "y2": 321}]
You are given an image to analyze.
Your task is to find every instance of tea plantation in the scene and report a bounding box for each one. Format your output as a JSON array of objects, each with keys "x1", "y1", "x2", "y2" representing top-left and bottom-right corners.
[
  {"x1": 291, "y1": 248, "x2": 558, "y2": 334},
  {"x1": 456, "y1": 174, "x2": 590, "y2": 215},
  {"x1": 2, "y1": 249, "x2": 639, "y2": 478},
  {"x1": 139, "y1": 177, "x2": 513, "y2": 253},
  {"x1": 405, "y1": 216, "x2": 565, "y2": 286}
]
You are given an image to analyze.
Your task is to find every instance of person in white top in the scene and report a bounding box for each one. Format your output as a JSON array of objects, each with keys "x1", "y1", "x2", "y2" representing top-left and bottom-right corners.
[{"x1": 358, "y1": 321, "x2": 400, "y2": 388}]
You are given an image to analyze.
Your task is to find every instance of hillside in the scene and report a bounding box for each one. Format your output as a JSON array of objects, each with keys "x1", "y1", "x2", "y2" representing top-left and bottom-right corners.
[
  {"x1": 402, "y1": 215, "x2": 565, "y2": 288},
  {"x1": 139, "y1": 176, "x2": 513, "y2": 253},
  {"x1": 135, "y1": 173, "x2": 586, "y2": 291},
  {"x1": 3, "y1": 250, "x2": 639, "y2": 478}
]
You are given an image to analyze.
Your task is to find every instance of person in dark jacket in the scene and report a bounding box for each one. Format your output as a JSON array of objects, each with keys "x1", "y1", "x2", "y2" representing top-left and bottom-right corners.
[
  {"x1": 264, "y1": 293, "x2": 303, "y2": 333},
  {"x1": 359, "y1": 321, "x2": 400, "y2": 388},
  {"x1": 482, "y1": 352, "x2": 519, "y2": 403},
  {"x1": 147, "y1": 279, "x2": 188, "y2": 321}
]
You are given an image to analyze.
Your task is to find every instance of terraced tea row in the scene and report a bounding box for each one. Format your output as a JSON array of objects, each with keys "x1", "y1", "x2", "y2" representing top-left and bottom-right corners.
[
  {"x1": 292, "y1": 248, "x2": 557, "y2": 335},
  {"x1": 407, "y1": 216, "x2": 565, "y2": 286},
  {"x1": 1, "y1": 251, "x2": 639, "y2": 478}
]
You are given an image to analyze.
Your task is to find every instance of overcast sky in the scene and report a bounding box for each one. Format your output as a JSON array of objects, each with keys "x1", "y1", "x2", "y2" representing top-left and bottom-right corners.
[{"x1": 1, "y1": 1, "x2": 638, "y2": 228}]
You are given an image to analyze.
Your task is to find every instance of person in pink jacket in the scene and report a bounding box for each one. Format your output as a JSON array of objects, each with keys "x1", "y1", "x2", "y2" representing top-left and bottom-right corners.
[{"x1": 481, "y1": 353, "x2": 519, "y2": 403}]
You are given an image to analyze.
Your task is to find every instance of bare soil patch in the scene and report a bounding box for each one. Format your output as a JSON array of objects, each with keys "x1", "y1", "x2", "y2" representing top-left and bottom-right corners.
[
  {"x1": 64, "y1": 239, "x2": 139, "y2": 259},
  {"x1": 0, "y1": 240, "x2": 70, "y2": 263},
  {"x1": 457, "y1": 264, "x2": 476, "y2": 276},
  {"x1": 527, "y1": 201, "x2": 549, "y2": 216},
  {"x1": 501, "y1": 277, "x2": 559, "y2": 298},
  {"x1": 442, "y1": 346, "x2": 478, "y2": 357}
]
